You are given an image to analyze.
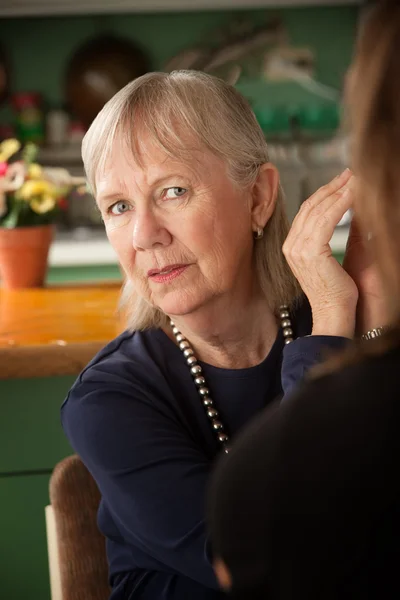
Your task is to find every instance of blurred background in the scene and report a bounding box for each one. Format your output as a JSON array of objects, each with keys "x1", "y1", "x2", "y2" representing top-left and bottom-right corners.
[
  {"x1": 0, "y1": 4, "x2": 370, "y2": 600},
  {"x1": 0, "y1": 0, "x2": 363, "y2": 279}
]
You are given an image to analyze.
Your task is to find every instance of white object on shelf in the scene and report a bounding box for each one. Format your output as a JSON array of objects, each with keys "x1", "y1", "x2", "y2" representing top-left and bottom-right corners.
[
  {"x1": 49, "y1": 236, "x2": 118, "y2": 267},
  {"x1": 46, "y1": 110, "x2": 70, "y2": 147},
  {"x1": 0, "y1": 0, "x2": 361, "y2": 18}
]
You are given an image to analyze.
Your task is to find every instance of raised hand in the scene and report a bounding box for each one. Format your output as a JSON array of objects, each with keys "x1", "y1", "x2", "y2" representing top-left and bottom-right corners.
[{"x1": 283, "y1": 169, "x2": 358, "y2": 338}]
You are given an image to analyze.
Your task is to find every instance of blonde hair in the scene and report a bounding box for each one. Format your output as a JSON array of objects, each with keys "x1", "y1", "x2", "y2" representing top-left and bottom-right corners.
[{"x1": 82, "y1": 70, "x2": 300, "y2": 330}]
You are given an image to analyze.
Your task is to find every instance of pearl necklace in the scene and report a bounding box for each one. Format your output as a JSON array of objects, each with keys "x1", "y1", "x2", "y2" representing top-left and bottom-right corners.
[{"x1": 170, "y1": 305, "x2": 294, "y2": 454}]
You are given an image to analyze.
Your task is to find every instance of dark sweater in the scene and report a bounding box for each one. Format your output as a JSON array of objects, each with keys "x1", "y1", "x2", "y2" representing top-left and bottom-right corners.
[
  {"x1": 209, "y1": 340, "x2": 400, "y2": 600},
  {"x1": 61, "y1": 303, "x2": 347, "y2": 600}
]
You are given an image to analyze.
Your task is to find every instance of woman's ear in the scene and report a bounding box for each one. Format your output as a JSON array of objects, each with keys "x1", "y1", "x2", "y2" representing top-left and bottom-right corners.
[
  {"x1": 250, "y1": 163, "x2": 279, "y2": 231},
  {"x1": 214, "y1": 558, "x2": 232, "y2": 591}
]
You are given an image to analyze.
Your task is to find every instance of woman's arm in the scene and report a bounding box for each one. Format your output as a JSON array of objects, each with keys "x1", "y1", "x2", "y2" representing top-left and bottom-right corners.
[
  {"x1": 281, "y1": 335, "x2": 349, "y2": 397},
  {"x1": 61, "y1": 375, "x2": 220, "y2": 592}
]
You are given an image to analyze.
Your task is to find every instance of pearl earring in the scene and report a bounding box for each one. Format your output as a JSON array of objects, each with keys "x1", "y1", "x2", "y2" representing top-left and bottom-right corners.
[{"x1": 253, "y1": 227, "x2": 264, "y2": 240}]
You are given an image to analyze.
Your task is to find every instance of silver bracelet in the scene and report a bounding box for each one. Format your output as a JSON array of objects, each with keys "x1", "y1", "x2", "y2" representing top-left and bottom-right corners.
[{"x1": 361, "y1": 326, "x2": 388, "y2": 341}]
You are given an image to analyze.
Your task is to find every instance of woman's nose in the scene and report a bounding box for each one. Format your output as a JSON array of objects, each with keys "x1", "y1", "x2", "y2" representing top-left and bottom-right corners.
[{"x1": 132, "y1": 209, "x2": 172, "y2": 251}]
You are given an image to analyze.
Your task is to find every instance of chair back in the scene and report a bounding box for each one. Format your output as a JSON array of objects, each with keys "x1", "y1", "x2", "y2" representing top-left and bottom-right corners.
[{"x1": 46, "y1": 454, "x2": 110, "y2": 600}]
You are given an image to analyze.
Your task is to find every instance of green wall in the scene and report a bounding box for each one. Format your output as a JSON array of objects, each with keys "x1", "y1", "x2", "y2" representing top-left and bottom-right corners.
[{"x1": 0, "y1": 5, "x2": 358, "y2": 124}]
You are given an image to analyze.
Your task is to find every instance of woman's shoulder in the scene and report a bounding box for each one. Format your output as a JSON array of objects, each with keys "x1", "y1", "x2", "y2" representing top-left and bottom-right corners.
[
  {"x1": 61, "y1": 328, "x2": 179, "y2": 421},
  {"x1": 61, "y1": 328, "x2": 187, "y2": 456},
  {"x1": 77, "y1": 327, "x2": 175, "y2": 383}
]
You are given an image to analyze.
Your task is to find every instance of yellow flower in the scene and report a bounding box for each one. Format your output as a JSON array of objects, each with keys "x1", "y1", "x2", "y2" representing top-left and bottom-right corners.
[
  {"x1": 18, "y1": 179, "x2": 56, "y2": 201},
  {"x1": 0, "y1": 138, "x2": 21, "y2": 162},
  {"x1": 28, "y1": 163, "x2": 43, "y2": 179},
  {"x1": 30, "y1": 194, "x2": 57, "y2": 214}
]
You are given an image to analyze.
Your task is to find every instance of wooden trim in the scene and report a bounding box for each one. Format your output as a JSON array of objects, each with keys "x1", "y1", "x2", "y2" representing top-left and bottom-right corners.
[{"x1": 0, "y1": 342, "x2": 105, "y2": 380}]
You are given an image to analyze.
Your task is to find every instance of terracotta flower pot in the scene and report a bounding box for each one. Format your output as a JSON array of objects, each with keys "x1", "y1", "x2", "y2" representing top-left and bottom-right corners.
[{"x1": 0, "y1": 224, "x2": 54, "y2": 289}]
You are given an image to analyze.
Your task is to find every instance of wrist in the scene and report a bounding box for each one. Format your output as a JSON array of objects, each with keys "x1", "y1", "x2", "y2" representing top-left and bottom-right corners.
[
  {"x1": 356, "y1": 299, "x2": 389, "y2": 336},
  {"x1": 311, "y1": 310, "x2": 355, "y2": 339}
]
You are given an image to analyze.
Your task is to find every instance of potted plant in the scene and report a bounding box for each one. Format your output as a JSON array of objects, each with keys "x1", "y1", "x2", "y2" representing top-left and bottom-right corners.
[{"x1": 0, "y1": 138, "x2": 85, "y2": 289}]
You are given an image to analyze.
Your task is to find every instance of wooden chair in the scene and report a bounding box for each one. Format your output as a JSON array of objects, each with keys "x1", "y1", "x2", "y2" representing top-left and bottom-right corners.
[{"x1": 45, "y1": 455, "x2": 110, "y2": 600}]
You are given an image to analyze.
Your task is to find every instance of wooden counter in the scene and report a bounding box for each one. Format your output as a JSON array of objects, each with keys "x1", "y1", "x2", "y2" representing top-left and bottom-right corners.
[{"x1": 0, "y1": 283, "x2": 123, "y2": 379}]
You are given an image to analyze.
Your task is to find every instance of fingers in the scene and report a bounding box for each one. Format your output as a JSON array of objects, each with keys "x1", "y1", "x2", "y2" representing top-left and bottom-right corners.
[
  {"x1": 284, "y1": 184, "x2": 354, "y2": 261},
  {"x1": 282, "y1": 169, "x2": 358, "y2": 335},
  {"x1": 308, "y1": 167, "x2": 352, "y2": 208},
  {"x1": 302, "y1": 187, "x2": 354, "y2": 249},
  {"x1": 293, "y1": 168, "x2": 353, "y2": 231},
  {"x1": 286, "y1": 168, "x2": 353, "y2": 243}
]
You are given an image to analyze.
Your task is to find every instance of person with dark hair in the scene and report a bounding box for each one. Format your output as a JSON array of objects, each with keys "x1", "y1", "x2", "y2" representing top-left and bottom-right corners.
[{"x1": 209, "y1": 1, "x2": 400, "y2": 598}]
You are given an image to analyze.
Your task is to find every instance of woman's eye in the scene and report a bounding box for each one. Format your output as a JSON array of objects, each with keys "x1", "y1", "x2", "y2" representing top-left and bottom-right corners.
[
  {"x1": 110, "y1": 200, "x2": 132, "y2": 215},
  {"x1": 164, "y1": 187, "x2": 187, "y2": 200}
]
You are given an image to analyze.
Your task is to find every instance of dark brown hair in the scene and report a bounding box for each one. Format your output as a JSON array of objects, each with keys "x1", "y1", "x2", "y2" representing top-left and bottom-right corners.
[{"x1": 351, "y1": 0, "x2": 400, "y2": 320}]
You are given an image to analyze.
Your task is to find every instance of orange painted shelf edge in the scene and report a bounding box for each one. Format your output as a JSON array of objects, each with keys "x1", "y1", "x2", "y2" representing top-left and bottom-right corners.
[{"x1": 0, "y1": 283, "x2": 123, "y2": 380}]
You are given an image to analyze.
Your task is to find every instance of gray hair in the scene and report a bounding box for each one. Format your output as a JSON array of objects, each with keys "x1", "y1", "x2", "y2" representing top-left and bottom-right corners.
[{"x1": 82, "y1": 70, "x2": 300, "y2": 330}]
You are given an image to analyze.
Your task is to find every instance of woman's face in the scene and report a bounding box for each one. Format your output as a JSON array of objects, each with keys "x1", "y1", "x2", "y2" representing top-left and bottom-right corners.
[{"x1": 96, "y1": 132, "x2": 273, "y2": 318}]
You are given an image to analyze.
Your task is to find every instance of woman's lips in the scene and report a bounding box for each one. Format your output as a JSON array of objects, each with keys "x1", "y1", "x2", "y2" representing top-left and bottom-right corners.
[{"x1": 148, "y1": 264, "x2": 189, "y2": 283}]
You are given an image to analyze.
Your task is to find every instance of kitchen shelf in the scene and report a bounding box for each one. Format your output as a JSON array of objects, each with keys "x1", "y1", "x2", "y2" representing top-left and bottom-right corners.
[{"x1": 1, "y1": 0, "x2": 361, "y2": 18}]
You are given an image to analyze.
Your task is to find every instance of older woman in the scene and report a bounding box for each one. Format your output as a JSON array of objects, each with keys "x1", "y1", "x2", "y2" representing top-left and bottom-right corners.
[
  {"x1": 61, "y1": 70, "x2": 379, "y2": 600},
  {"x1": 209, "y1": 1, "x2": 400, "y2": 598}
]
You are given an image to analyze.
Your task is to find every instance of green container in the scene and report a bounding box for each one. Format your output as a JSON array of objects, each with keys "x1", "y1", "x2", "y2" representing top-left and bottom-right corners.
[
  {"x1": 254, "y1": 106, "x2": 292, "y2": 138},
  {"x1": 297, "y1": 103, "x2": 340, "y2": 137}
]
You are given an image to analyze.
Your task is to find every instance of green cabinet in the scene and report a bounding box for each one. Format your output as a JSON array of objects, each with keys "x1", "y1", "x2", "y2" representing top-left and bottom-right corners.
[
  {"x1": 0, "y1": 376, "x2": 76, "y2": 600},
  {"x1": 0, "y1": 377, "x2": 74, "y2": 473},
  {"x1": 1, "y1": 475, "x2": 52, "y2": 600}
]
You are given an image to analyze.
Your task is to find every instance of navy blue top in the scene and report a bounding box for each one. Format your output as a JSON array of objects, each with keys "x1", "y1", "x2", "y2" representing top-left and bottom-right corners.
[{"x1": 61, "y1": 301, "x2": 348, "y2": 600}]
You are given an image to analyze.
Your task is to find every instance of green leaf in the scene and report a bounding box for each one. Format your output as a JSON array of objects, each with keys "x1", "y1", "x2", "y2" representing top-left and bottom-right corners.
[
  {"x1": 0, "y1": 198, "x2": 22, "y2": 228},
  {"x1": 0, "y1": 193, "x2": 58, "y2": 228},
  {"x1": 22, "y1": 142, "x2": 39, "y2": 166}
]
